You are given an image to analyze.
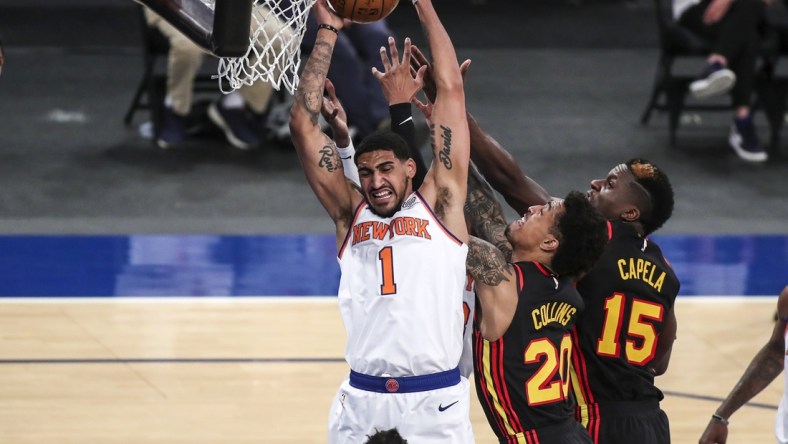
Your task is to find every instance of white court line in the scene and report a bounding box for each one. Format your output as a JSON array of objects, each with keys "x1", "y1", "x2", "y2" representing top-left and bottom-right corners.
[
  {"x1": 0, "y1": 295, "x2": 777, "y2": 303},
  {"x1": 0, "y1": 296, "x2": 337, "y2": 304}
]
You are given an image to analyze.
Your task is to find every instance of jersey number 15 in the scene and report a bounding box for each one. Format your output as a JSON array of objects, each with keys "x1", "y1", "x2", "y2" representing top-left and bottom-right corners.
[{"x1": 596, "y1": 293, "x2": 663, "y2": 365}]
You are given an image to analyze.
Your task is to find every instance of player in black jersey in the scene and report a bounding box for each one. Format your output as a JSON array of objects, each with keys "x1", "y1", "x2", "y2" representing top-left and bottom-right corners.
[
  {"x1": 407, "y1": 44, "x2": 678, "y2": 443},
  {"x1": 412, "y1": 62, "x2": 679, "y2": 440},
  {"x1": 458, "y1": 131, "x2": 679, "y2": 442},
  {"x1": 569, "y1": 161, "x2": 678, "y2": 444},
  {"x1": 466, "y1": 191, "x2": 608, "y2": 444}
]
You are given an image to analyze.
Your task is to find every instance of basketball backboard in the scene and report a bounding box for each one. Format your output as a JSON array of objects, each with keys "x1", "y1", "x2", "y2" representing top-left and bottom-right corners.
[{"x1": 135, "y1": 0, "x2": 252, "y2": 57}]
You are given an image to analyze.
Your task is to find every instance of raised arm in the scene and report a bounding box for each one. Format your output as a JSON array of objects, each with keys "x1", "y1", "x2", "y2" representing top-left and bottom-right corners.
[
  {"x1": 466, "y1": 236, "x2": 519, "y2": 341},
  {"x1": 289, "y1": 0, "x2": 360, "y2": 246},
  {"x1": 699, "y1": 285, "x2": 788, "y2": 444},
  {"x1": 412, "y1": 0, "x2": 470, "y2": 241},
  {"x1": 465, "y1": 162, "x2": 512, "y2": 261},
  {"x1": 409, "y1": 44, "x2": 550, "y2": 215},
  {"x1": 372, "y1": 36, "x2": 429, "y2": 189},
  {"x1": 466, "y1": 112, "x2": 552, "y2": 214}
]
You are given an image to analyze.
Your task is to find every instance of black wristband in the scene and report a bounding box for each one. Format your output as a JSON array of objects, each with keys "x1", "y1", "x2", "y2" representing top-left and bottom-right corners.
[
  {"x1": 318, "y1": 23, "x2": 339, "y2": 34},
  {"x1": 389, "y1": 103, "x2": 413, "y2": 127},
  {"x1": 711, "y1": 414, "x2": 729, "y2": 426}
]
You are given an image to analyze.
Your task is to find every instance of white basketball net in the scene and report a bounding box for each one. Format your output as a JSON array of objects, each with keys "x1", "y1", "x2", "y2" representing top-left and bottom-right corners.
[{"x1": 201, "y1": 0, "x2": 316, "y2": 95}]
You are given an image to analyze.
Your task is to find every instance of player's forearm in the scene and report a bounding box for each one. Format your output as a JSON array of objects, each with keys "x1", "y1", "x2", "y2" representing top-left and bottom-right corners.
[
  {"x1": 467, "y1": 112, "x2": 551, "y2": 214},
  {"x1": 465, "y1": 165, "x2": 512, "y2": 261},
  {"x1": 715, "y1": 343, "x2": 784, "y2": 419},
  {"x1": 389, "y1": 103, "x2": 427, "y2": 189},
  {"x1": 292, "y1": 31, "x2": 337, "y2": 129},
  {"x1": 466, "y1": 236, "x2": 511, "y2": 287},
  {"x1": 413, "y1": 0, "x2": 462, "y2": 91}
]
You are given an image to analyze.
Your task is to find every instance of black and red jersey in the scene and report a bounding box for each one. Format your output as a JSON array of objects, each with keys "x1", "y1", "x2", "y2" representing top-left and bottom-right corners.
[
  {"x1": 473, "y1": 260, "x2": 585, "y2": 442},
  {"x1": 570, "y1": 221, "x2": 680, "y2": 424}
]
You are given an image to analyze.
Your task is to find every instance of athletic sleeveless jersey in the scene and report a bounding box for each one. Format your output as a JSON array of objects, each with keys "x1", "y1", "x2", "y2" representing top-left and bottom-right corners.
[
  {"x1": 474, "y1": 261, "x2": 585, "y2": 439},
  {"x1": 775, "y1": 323, "x2": 788, "y2": 444},
  {"x1": 571, "y1": 221, "x2": 680, "y2": 422},
  {"x1": 460, "y1": 274, "x2": 476, "y2": 378},
  {"x1": 337, "y1": 191, "x2": 468, "y2": 377}
]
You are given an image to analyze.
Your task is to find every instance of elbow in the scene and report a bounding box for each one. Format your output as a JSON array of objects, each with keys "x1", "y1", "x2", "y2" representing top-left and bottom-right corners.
[
  {"x1": 434, "y1": 75, "x2": 465, "y2": 99},
  {"x1": 650, "y1": 361, "x2": 669, "y2": 376},
  {"x1": 289, "y1": 105, "x2": 309, "y2": 137}
]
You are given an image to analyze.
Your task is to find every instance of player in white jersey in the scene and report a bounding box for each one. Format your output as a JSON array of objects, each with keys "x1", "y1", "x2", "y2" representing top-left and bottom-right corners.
[
  {"x1": 289, "y1": 0, "x2": 473, "y2": 441},
  {"x1": 699, "y1": 285, "x2": 788, "y2": 444},
  {"x1": 460, "y1": 274, "x2": 476, "y2": 379}
]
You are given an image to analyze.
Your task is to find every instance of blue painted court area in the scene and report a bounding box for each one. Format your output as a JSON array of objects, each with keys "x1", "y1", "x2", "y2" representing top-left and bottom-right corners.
[{"x1": 0, "y1": 234, "x2": 785, "y2": 297}]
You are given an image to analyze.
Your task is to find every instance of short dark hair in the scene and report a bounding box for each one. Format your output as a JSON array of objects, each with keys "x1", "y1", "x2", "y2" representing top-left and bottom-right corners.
[
  {"x1": 625, "y1": 158, "x2": 674, "y2": 235},
  {"x1": 551, "y1": 191, "x2": 608, "y2": 278},
  {"x1": 354, "y1": 129, "x2": 411, "y2": 165},
  {"x1": 365, "y1": 428, "x2": 408, "y2": 443}
]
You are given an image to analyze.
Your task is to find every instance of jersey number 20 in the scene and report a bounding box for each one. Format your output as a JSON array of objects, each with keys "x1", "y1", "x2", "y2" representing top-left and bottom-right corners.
[{"x1": 525, "y1": 334, "x2": 572, "y2": 405}]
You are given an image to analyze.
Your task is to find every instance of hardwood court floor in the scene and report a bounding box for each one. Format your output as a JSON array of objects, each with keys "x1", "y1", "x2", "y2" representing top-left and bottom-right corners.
[{"x1": 0, "y1": 297, "x2": 781, "y2": 443}]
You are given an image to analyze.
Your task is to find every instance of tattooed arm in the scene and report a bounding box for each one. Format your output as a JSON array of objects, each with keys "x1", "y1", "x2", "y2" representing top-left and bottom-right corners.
[
  {"x1": 289, "y1": 0, "x2": 360, "y2": 248},
  {"x1": 411, "y1": 0, "x2": 470, "y2": 242},
  {"x1": 465, "y1": 162, "x2": 512, "y2": 261},
  {"x1": 409, "y1": 44, "x2": 550, "y2": 216},
  {"x1": 467, "y1": 112, "x2": 551, "y2": 215},
  {"x1": 699, "y1": 285, "x2": 788, "y2": 444},
  {"x1": 467, "y1": 236, "x2": 519, "y2": 341}
]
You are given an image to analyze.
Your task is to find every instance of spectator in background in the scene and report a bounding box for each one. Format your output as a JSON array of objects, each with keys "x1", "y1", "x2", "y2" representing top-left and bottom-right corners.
[
  {"x1": 674, "y1": 0, "x2": 769, "y2": 162},
  {"x1": 142, "y1": 5, "x2": 289, "y2": 150},
  {"x1": 300, "y1": 12, "x2": 393, "y2": 142}
]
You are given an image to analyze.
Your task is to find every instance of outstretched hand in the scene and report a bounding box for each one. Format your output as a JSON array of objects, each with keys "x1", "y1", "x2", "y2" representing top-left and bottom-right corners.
[
  {"x1": 321, "y1": 78, "x2": 351, "y2": 147},
  {"x1": 372, "y1": 36, "x2": 427, "y2": 105},
  {"x1": 410, "y1": 44, "x2": 471, "y2": 105}
]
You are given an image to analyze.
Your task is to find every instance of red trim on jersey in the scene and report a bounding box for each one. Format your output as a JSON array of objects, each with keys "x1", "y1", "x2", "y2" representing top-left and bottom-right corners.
[
  {"x1": 571, "y1": 327, "x2": 601, "y2": 443},
  {"x1": 474, "y1": 331, "x2": 510, "y2": 439},
  {"x1": 414, "y1": 191, "x2": 464, "y2": 246},
  {"x1": 494, "y1": 340, "x2": 526, "y2": 434},
  {"x1": 570, "y1": 328, "x2": 595, "y2": 404},
  {"x1": 513, "y1": 263, "x2": 525, "y2": 292},
  {"x1": 338, "y1": 199, "x2": 367, "y2": 259},
  {"x1": 533, "y1": 261, "x2": 552, "y2": 278},
  {"x1": 528, "y1": 429, "x2": 541, "y2": 444},
  {"x1": 606, "y1": 220, "x2": 613, "y2": 240}
]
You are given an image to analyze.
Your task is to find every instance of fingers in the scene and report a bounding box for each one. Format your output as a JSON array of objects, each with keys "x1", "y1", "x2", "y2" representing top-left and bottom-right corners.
[
  {"x1": 459, "y1": 59, "x2": 472, "y2": 80},
  {"x1": 379, "y1": 46, "x2": 392, "y2": 73},
  {"x1": 412, "y1": 97, "x2": 432, "y2": 120},
  {"x1": 325, "y1": 78, "x2": 338, "y2": 102},
  {"x1": 371, "y1": 66, "x2": 384, "y2": 80},
  {"x1": 388, "y1": 36, "x2": 400, "y2": 67},
  {"x1": 320, "y1": 96, "x2": 332, "y2": 117},
  {"x1": 414, "y1": 64, "x2": 427, "y2": 86},
  {"x1": 411, "y1": 45, "x2": 428, "y2": 67},
  {"x1": 400, "y1": 37, "x2": 411, "y2": 66}
]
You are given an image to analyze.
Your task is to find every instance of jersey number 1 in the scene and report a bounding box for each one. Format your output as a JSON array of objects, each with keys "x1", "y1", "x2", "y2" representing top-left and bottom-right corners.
[{"x1": 378, "y1": 246, "x2": 397, "y2": 295}]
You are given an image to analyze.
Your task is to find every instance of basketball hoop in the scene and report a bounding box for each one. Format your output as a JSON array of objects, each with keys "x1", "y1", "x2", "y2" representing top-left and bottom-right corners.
[{"x1": 201, "y1": 0, "x2": 316, "y2": 95}]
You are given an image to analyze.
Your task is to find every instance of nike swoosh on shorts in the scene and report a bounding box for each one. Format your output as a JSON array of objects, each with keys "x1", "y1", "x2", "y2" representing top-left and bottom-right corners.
[{"x1": 438, "y1": 400, "x2": 459, "y2": 412}]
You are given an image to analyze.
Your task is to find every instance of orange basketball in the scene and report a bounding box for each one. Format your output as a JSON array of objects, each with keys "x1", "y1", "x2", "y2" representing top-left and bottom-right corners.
[{"x1": 327, "y1": 0, "x2": 400, "y2": 24}]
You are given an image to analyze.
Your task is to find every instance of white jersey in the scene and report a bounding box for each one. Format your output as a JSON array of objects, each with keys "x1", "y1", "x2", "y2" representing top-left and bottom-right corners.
[
  {"x1": 459, "y1": 274, "x2": 476, "y2": 378},
  {"x1": 776, "y1": 325, "x2": 788, "y2": 444},
  {"x1": 337, "y1": 191, "x2": 468, "y2": 377}
]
